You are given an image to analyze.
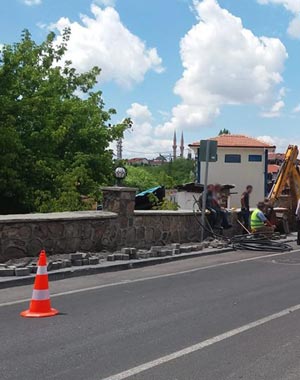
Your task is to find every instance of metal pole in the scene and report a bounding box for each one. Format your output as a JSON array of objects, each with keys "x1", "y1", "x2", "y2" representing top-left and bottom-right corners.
[{"x1": 201, "y1": 141, "x2": 210, "y2": 241}]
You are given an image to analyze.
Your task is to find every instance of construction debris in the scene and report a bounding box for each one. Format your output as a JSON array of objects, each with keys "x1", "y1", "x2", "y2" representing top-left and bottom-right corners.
[{"x1": 0, "y1": 238, "x2": 239, "y2": 277}]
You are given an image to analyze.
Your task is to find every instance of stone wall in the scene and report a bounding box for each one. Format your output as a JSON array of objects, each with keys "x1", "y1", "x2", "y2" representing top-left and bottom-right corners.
[
  {"x1": 0, "y1": 211, "x2": 118, "y2": 262},
  {"x1": 0, "y1": 188, "x2": 203, "y2": 262},
  {"x1": 132, "y1": 211, "x2": 201, "y2": 248}
]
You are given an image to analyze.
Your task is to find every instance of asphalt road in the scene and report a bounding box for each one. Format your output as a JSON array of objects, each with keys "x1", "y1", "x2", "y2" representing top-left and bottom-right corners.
[{"x1": 2, "y1": 245, "x2": 300, "y2": 380}]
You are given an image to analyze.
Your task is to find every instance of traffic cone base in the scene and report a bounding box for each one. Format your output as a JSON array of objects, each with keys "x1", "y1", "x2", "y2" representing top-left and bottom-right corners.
[
  {"x1": 20, "y1": 250, "x2": 59, "y2": 318},
  {"x1": 20, "y1": 308, "x2": 59, "y2": 318}
]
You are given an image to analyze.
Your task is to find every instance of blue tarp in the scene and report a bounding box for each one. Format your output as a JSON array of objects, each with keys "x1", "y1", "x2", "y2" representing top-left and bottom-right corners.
[{"x1": 136, "y1": 186, "x2": 162, "y2": 197}]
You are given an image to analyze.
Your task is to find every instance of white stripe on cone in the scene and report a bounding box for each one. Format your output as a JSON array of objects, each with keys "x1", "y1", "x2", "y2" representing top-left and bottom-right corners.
[
  {"x1": 37, "y1": 265, "x2": 48, "y2": 275},
  {"x1": 31, "y1": 289, "x2": 50, "y2": 301}
]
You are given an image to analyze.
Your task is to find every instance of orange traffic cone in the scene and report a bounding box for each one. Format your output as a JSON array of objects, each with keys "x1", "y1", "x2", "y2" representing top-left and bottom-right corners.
[{"x1": 20, "y1": 250, "x2": 59, "y2": 318}]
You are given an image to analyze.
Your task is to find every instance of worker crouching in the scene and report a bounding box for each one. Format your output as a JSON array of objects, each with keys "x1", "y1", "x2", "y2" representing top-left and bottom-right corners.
[{"x1": 250, "y1": 201, "x2": 275, "y2": 236}]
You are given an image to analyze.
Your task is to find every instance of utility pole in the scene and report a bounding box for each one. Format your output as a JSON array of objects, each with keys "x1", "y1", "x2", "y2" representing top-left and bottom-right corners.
[
  {"x1": 201, "y1": 140, "x2": 210, "y2": 242},
  {"x1": 116, "y1": 137, "x2": 123, "y2": 160},
  {"x1": 198, "y1": 139, "x2": 217, "y2": 242}
]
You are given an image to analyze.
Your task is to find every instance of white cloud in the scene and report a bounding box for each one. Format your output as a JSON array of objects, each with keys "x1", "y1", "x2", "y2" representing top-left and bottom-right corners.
[
  {"x1": 272, "y1": 100, "x2": 285, "y2": 112},
  {"x1": 118, "y1": 103, "x2": 172, "y2": 158},
  {"x1": 156, "y1": 0, "x2": 287, "y2": 136},
  {"x1": 94, "y1": 0, "x2": 116, "y2": 6},
  {"x1": 23, "y1": 0, "x2": 42, "y2": 5},
  {"x1": 261, "y1": 99, "x2": 285, "y2": 117},
  {"x1": 288, "y1": 16, "x2": 300, "y2": 38},
  {"x1": 257, "y1": 0, "x2": 300, "y2": 39},
  {"x1": 52, "y1": 4, "x2": 163, "y2": 87},
  {"x1": 126, "y1": 102, "x2": 152, "y2": 123},
  {"x1": 158, "y1": 110, "x2": 171, "y2": 121},
  {"x1": 257, "y1": 0, "x2": 300, "y2": 13},
  {"x1": 257, "y1": 135, "x2": 294, "y2": 152},
  {"x1": 36, "y1": 22, "x2": 47, "y2": 30},
  {"x1": 293, "y1": 103, "x2": 300, "y2": 112},
  {"x1": 279, "y1": 87, "x2": 287, "y2": 98}
]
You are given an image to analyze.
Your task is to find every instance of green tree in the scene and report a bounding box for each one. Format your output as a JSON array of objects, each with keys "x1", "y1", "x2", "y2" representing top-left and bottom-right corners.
[
  {"x1": 124, "y1": 166, "x2": 160, "y2": 191},
  {"x1": 144, "y1": 158, "x2": 194, "y2": 186},
  {"x1": 148, "y1": 193, "x2": 179, "y2": 211},
  {"x1": 0, "y1": 29, "x2": 129, "y2": 213},
  {"x1": 166, "y1": 158, "x2": 194, "y2": 184},
  {"x1": 218, "y1": 128, "x2": 230, "y2": 135},
  {"x1": 124, "y1": 165, "x2": 175, "y2": 192},
  {"x1": 124, "y1": 158, "x2": 194, "y2": 192}
]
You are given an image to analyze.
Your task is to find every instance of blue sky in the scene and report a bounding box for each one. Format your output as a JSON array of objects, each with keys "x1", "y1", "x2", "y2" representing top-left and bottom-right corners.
[{"x1": 1, "y1": 0, "x2": 300, "y2": 156}]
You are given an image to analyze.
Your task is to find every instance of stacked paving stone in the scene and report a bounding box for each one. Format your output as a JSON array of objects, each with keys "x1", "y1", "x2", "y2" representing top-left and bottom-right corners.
[
  {"x1": 105, "y1": 242, "x2": 213, "y2": 261},
  {"x1": 0, "y1": 264, "x2": 30, "y2": 277},
  {"x1": 0, "y1": 253, "x2": 102, "y2": 277},
  {"x1": 0, "y1": 239, "x2": 229, "y2": 277},
  {"x1": 69, "y1": 253, "x2": 102, "y2": 267},
  {"x1": 48, "y1": 259, "x2": 72, "y2": 270}
]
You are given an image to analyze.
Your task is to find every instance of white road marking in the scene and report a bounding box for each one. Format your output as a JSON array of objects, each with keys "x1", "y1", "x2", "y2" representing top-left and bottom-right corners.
[
  {"x1": 100, "y1": 303, "x2": 300, "y2": 380},
  {"x1": 0, "y1": 248, "x2": 299, "y2": 308}
]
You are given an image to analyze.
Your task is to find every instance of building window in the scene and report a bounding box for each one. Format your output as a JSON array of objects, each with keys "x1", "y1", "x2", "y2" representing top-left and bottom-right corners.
[
  {"x1": 248, "y1": 154, "x2": 262, "y2": 162},
  {"x1": 224, "y1": 154, "x2": 241, "y2": 163}
]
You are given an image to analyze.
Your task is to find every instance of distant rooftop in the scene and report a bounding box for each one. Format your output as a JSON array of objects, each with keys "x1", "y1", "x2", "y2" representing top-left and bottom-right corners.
[
  {"x1": 268, "y1": 164, "x2": 280, "y2": 174},
  {"x1": 127, "y1": 158, "x2": 148, "y2": 162},
  {"x1": 189, "y1": 134, "x2": 276, "y2": 149},
  {"x1": 268, "y1": 152, "x2": 285, "y2": 160}
]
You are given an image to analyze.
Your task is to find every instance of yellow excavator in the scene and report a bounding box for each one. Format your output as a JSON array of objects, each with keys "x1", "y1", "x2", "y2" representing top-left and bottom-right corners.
[{"x1": 267, "y1": 145, "x2": 300, "y2": 230}]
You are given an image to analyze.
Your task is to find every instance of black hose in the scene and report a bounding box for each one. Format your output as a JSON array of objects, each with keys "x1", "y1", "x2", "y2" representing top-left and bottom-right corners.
[
  {"x1": 193, "y1": 212, "x2": 292, "y2": 252},
  {"x1": 231, "y1": 234, "x2": 292, "y2": 252},
  {"x1": 193, "y1": 212, "x2": 231, "y2": 242}
]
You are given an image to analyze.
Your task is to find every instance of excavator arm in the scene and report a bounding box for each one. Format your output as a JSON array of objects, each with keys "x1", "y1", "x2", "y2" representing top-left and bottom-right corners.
[{"x1": 268, "y1": 145, "x2": 300, "y2": 207}]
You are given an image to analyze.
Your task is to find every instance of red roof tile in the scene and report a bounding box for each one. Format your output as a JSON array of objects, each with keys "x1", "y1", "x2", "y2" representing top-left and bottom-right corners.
[
  {"x1": 189, "y1": 134, "x2": 276, "y2": 149},
  {"x1": 268, "y1": 164, "x2": 280, "y2": 174},
  {"x1": 127, "y1": 158, "x2": 148, "y2": 162},
  {"x1": 268, "y1": 152, "x2": 285, "y2": 160}
]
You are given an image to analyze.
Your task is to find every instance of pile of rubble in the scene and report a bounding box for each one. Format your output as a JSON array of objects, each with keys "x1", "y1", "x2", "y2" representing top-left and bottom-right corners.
[
  {"x1": 106, "y1": 241, "x2": 226, "y2": 261},
  {"x1": 0, "y1": 252, "x2": 103, "y2": 277},
  {"x1": 0, "y1": 239, "x2": 229, "y2": 277}
]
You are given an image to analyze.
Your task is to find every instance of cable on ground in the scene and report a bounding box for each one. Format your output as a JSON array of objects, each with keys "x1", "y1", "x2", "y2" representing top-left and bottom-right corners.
[
  {"x1": 231, "y1": 234, "x2": 292, "y2": 252},
  {"x1": 193, "y1": 212, "x2": 293, "y2": 252}
]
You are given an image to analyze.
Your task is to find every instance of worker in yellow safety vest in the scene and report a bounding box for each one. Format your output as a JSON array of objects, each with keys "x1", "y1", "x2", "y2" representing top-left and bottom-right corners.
[{"x1": 250, "y1": 201, "x2": 275, "y2": 235}]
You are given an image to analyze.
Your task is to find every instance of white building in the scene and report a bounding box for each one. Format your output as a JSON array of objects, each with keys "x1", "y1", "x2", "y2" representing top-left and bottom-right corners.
[
  {"x1": 127, "y1": 158, "x2": 149, "y2": 166},
  {"x1": 189, "y1": 134, "x2": 276, "y2": 208}
]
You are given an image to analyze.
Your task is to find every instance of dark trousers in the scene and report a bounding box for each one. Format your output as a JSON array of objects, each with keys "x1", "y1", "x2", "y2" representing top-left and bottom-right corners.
[
  {"x1": 214, "y1": 208, "x2": 231, "y2": 229},
  {"x1": 220, "y1": 209, "x2": 230, "y2": 228},
  {"x1": 297, "y1": 220, "x2": 300, "y2": 245},
  {"x1": 241, "y1": 209, "x2": 250, "y2": 233},
  {"x1": 207, "y1": 208, "x2": 217, "y2": 227}
]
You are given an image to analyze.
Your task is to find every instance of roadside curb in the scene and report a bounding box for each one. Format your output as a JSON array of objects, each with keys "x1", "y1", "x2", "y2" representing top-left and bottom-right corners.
[
  {"x1": 0, "y1": 247, "x2": 234, "y2": 289},
  {"x1": 0, "y1": 236, "x2": 296, "y2": 290}
]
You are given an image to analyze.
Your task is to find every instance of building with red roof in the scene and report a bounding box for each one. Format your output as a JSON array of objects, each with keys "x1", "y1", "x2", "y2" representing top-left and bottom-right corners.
[
  {"x1": 188, "y1": 134, "x2": 276, "y2": 208},
  {"x1": 189, "y1": 134, "x2": 276, "y2": 150},
  {"x1": 126, "y1": 158, "x2": 149, "y2": 166}
]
